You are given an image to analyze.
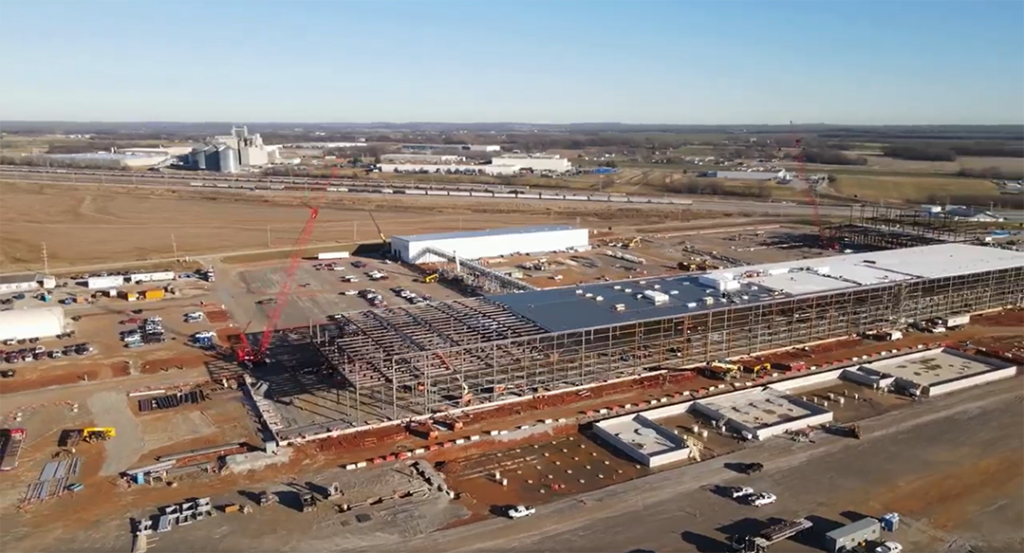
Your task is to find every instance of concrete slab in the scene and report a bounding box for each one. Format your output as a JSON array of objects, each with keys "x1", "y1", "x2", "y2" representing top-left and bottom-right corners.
[
  {"x1": 858, "y1": 348, "x2": 1018, "y2": 397},
  {"x1": 696, "y1": 387, "x2": 819, "y2": 429}
]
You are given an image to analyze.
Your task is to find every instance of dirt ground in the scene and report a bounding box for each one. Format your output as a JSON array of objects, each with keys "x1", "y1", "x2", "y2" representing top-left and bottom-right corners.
[{"x1": 0, "y1": 182, "x2": 724, "y2": 271}]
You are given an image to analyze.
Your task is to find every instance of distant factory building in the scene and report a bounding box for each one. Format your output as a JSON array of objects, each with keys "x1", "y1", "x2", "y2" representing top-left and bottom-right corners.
[
  {"x1": 189, "y1": 126, "x2": 271, "y2": 172},
  {"x1": 378, "y1": 163, "x2": 521, "y2": 176},
  {"x1": 491, "y1": 154, "x2": 572, "y2": 173},
  {"x1": 381, "y1": 153, "x2": 465, "y2": 164},
  {"x1": 699, "y1": 169, "x2": 789, "y2": 181},
  {"x1": 401, "y1": 144, "x2": 502, "y2": 153}
]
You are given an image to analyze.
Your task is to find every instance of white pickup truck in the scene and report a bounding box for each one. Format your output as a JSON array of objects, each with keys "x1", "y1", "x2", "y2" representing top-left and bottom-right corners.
[{"x1": 505, "y1": 505, "x2": 536, "y2": 519}]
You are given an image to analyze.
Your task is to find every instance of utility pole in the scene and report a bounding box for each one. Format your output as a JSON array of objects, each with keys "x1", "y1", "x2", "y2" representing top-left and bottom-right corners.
[
  {"x1": 267, "y1": 225, "x2": 271, "y2": 248},
  {"x1": 41, "y1": 242, "x2": 49, "y2": 275},
  {"x1": 171, "y1": 234, "x2": 179, "y2": 259},
  {"x1": 353, "y1": 220, "x2": 357, "y2": 241}
]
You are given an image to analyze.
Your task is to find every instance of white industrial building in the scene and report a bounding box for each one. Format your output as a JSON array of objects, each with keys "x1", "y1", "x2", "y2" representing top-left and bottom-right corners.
[
  {"x1": 391, "y1": 225, "x2": 590, "y2": 264},
  {"x1": 0, "y1": 306, "x2": 67, "y2": 341},
  {"x1": 700, "y1": 170, "x2": 789, "y2": 181},
  {"x1": 0, "y1": 274, "x2": 55, "y2": 294},
  {"x1": 491, "y1": 154, "x2": 572, "y2": 173},
  {"x1": 378, "y1": 163, "x2": 521, "y2": 176},
  {"x1": 381, "y1": 153, "x2": 465, "y2": 164},
  {"x1": 190, "y1": 126, "x2": 271, "y2": 172},
  {"x1": 401, "y1": 144, "x2": 502, "y2": 153}
]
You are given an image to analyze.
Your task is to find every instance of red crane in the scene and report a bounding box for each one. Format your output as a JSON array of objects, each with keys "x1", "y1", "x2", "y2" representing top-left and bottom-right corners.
[
  {"x1": 236, "y1": 205, "x2": 320, "y2": 365},
  {"x1": 787, "y1": 124, "x2": 835, "y2": 250}
]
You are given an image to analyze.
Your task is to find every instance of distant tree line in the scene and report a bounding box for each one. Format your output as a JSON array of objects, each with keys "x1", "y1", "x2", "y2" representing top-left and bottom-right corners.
[
  {"x1": 956, "y1": 166, "x2": 1024, "y2": 180},
  {"x1": 882, "y1": 144, "x2": 957, "y2": 162},
  {"x1": 788, "y1": 148, "x2": 868, "y2": 166},
  {"x1": 665, "y1": 178, "x2": 773, "y2": 199},
  {"x1": 882, "y1": 141, "x2": 1023, "y2": 161}
]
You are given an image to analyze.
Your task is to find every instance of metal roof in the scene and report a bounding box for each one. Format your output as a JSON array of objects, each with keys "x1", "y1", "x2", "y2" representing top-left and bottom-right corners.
[
  {"x1": 493, "y1": 275, "x2": 770, "y2": 333},
  {"x1": 825, "y1": 517, "x2": 880, "y2": 539},
  {"x1": 0, "y1": 273, "x2": 40, "y2": 285},
  {"x1": 493, "y1": 244, "x2": 1024, "y2": 333},
  {"x1": 392, "y1": 225, "x2": 580, "y2": 243}
]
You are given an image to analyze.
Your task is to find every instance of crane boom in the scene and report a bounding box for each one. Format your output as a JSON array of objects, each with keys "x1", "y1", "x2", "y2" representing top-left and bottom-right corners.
[
  {"x1": 237, "y1": 206, "x2": 320, "y2": 364},
  {"x1": 367, "y1": 210, "x2": 387, "y2": 245}
]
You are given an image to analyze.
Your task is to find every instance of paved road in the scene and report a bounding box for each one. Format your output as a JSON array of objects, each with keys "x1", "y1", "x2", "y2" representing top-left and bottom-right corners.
[{"x1": 364, "y1": 380, "x2": 1023, "y2": 553}]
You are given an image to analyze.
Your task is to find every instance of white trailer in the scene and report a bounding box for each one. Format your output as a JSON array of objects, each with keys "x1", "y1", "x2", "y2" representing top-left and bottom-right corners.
[
  {"x1": 86, "y1": 275, "x2": 125, "y2": 289},
  {"x1": 942, "y1": 314, "x2": 971, "y2": 328},
  {"x1": 317, "y1": 251, "x2": 350, "y2": 260},
  {"x1": 129, "y1": 271, "x2": 176, "y2": 283}
]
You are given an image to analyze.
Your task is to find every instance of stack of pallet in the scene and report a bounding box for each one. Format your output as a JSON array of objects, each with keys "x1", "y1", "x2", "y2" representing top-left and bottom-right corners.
[{"x1": 138, "y1": 390, "x2": 207, "y2": 413}]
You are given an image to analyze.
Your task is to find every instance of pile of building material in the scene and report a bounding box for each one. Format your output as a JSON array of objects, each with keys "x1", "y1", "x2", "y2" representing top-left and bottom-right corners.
[
  {"x1": 23, "y1": 457, "x2": 82, "y2": 503},
  {"x1": 138, "y1": 390, "x2": 207, "y2": 413},
  {"x1": 140, "y1": 498, "x2": 214, "y2": 534}
]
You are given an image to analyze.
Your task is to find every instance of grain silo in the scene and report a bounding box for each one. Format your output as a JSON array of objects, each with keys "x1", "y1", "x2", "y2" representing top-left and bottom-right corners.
[{"x1": 218, "y1": 145, "x2": 239, "y2": 173}]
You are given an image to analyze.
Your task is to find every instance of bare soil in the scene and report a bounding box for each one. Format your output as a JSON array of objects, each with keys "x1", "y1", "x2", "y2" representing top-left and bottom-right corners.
[{"x1": 0, "y1": 182, "x2": 719, "y2": 272}]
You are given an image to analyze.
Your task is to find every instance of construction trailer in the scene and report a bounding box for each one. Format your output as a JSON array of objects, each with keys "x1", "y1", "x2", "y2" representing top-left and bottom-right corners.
[
  {"x1": 823, "y1": 518, "x2": 882, "y2": 553},
  {"x1": 300, "y1": 244, "x2": 1024, "y2": 429}
]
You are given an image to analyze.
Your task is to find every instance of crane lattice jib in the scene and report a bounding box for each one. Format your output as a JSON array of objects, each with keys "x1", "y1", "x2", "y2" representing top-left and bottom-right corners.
[{"x1": 254, "y1": 206, "x2": 320, "y2": 360}]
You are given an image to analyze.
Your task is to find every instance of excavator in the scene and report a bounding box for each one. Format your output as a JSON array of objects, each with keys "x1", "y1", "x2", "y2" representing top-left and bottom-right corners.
[
  {"x1": 627, "y1": 237, "x2": 643, "y2": 249},
  {"x1": 424, "y1": 273, "x2": 439, "y2": 283}
]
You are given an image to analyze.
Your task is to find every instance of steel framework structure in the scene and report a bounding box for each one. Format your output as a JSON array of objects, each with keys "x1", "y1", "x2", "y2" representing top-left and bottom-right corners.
[
  {"x1": 313, "y1": 266, "x2": 1024, "y2": 424},
  {"x1": 824, "y1": 205, "x2": 982, "y2": 249}
]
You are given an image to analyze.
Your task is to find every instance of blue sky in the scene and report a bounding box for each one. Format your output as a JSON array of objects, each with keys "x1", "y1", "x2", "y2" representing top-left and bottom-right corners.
[{"x1": 1, "y1": 1, "x2": 1022, "y2": 124}]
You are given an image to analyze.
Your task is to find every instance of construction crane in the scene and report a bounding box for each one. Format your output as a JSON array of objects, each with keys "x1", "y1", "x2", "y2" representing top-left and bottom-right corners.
[
  {"x1": 366, "y1": 210, "x2": 389, "y2": 251},
  {"x1": 236, "y1": 205, "x2": 320, "y2": 366},
  {"x1": 789, "y1": 124, "x2": 838, "y2": 251}
]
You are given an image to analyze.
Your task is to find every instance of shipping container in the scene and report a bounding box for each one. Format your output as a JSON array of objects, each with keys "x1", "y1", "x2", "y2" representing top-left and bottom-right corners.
[
  {"x1": 86, "y1": 275, "x2": 125, "y2": 289},
  {"x1": 142, "y1": 289, "x2": 165, "y2": 300},
  {"x1": 128, "y1": 271, "x2": 175, "y2": 283},
  {"x1": 317, "y1": 251, "x2": 351, "y2": 260},
  {"x1": 0, "y1": 429, "x2": 26, "y2": 471}
]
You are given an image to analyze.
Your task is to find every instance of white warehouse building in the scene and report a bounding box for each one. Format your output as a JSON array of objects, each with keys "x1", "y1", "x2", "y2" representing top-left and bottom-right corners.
[
  {"x1": 391, "y1": 225, "x2": 590, "y2": 264},
  {"x1": 492, "y1": 154, "x2": 573, "y2": 173},
  {"x1": 378, "y1": 163, "x2": 522, "y2": 176},
  {"x1": 0, "y1": 306, "x2": 67, "y2": 341}
]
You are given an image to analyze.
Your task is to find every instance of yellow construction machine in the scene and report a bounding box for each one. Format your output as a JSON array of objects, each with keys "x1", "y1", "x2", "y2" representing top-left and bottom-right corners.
[
  {"x1": 701, "y1": 360, "x2": 741, "y2": 380},
  {"x1": 627, "y1": 237, "x2": 643, "y2": 249},
  {"x1": 424, "y1": 273, "x2": 439, "y2": 283},
  {"x1": 747, "y1": 363, "x2": 771, "y2": 377},
  {"x1": 83, "y1": 427, "x2": 116, "y2": 443}
]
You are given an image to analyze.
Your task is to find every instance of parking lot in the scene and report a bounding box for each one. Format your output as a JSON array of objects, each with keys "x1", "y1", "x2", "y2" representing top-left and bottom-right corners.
[{"x1": 222, "y1": 255, "x2": 468, "y2": 331}]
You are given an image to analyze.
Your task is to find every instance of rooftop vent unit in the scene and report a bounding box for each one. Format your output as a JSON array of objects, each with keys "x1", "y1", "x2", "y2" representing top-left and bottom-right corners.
[
  {"x1": 643, "y1": 290, "x2": 670, "y2": 305},
  {"x1": 613, "y1": 304, "x2": 626, "y2": 312},
  {"x1": 595, "y1": 295, "x2": 604, "y2": 301}
]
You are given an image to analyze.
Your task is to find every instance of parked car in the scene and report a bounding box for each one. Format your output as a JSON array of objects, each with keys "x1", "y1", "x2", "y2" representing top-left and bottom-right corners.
[
  {"x1": 740, "y1": 462, "x2": 764, "y2": 475},
  {"x1": 504, "y1": 505, "x2": 536, "y2": 519},
  {"x1": 748, "y1": 492, "x2": 777, "y2": 507},
  {"x1": 875, "y1": 542, "x2": 903, "y2": 553},
  {"x1": 0, "y1": 369, "x2": 15, "y2": 378},
  {"x1": 728, "y1": 486, "x2": 755, "y2": 499}
]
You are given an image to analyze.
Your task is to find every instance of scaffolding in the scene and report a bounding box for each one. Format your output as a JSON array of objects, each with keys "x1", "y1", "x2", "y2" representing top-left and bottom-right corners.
[
  {"x1": 824, "y1": 205, "x2": 982, "y2": 249},
  {"x1": 312, "y1": 265, "x2": 1024, "y2": 424}
]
